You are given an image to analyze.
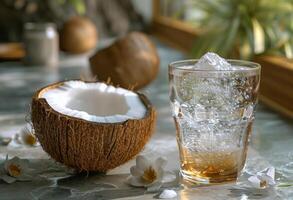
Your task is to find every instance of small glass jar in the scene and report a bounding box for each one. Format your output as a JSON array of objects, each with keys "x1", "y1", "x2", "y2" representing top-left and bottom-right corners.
[{"x1": 24, "y1": 23, "x2": 59, "y2": 66}]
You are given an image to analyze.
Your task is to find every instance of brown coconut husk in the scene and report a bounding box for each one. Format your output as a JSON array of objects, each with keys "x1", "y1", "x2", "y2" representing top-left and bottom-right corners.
[
  {"x1": 31, "y1": 80, "x2": 156, "y2": 172},
  {"x1": 60, "y1": 16, "x2": 98, "y2": 54},
  {"x1": 89, "y1": 32, "x2": 160, "y2": 90}
]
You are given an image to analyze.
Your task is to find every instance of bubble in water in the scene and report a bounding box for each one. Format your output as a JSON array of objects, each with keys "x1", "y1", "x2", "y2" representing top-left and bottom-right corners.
[{"x1": 169, "y1": 53, "x2": 260, "y2": 183}]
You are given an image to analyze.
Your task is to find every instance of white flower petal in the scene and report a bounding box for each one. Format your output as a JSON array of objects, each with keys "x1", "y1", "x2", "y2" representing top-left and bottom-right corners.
[
  {"x1": 136, "y1": 155, "x2": 149, "y2": 171},
  {"x1": 4, "y1": 156, "x2": 28, "y2": 172},
  {"x1": 146, "y1": 181, "x2": 162, "y2": 192},
  {"x1": 256, "y1": 172, "x2": 263, "y2": 177},
  {"x1": 19, "y1": 125, "x2": 38, "y2": 146},
  {"x1": 13, "y1": 134, "x2": 22, "y2": 144},
  {"x1": 154, "y1": 157, "x2": 167, "y2": 170},
  {"x1": 127, "y1": 156, "x2": 169, "y2": 191},
  {"x1": 159, "y1": 189, "x2": 177, "y2": 199},
  {"x1": 259, "y1": 174, "x2": 276, "y2": 186},
  {"x1": 0, "y1": 174, "x2": 16, "y2": 184},
  {"x1": 248, "y1": 167, "x2": 277, "y2": 189},
  {"x1": 265, "y1": 167, "x2": 275, "y2": 180},
  {"x1": 127, "y1": 176, "x2": 145, "y2": 187},
  {"x1": 162, "y1": 171, "x2": 177, "y2": 183},
  {"x1": 0, "y1": 136, "x2": 12, "y2": 146},
  {"x1": 130, "y1": 166, "x2": 143, "y2": 177},
  {"x1": 3, "y1": 156, "x2": 32, "y2": 179},
  {"x1": 268, "y1": 178, "x2": 276, "y2": 186},
  {"x1": 248, "y1": 175, "x2": 262, "y2": 189},
  {"x1": 155, "y1": 167, "x2": 164, "y2": 182},
  {"x1": 8, "y1": 156, "x2": 21, "y2": 164}
]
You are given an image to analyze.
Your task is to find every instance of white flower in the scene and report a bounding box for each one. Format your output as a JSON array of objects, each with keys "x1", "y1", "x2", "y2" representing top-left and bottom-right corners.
[
  {"x1": 0, "y1": 155, "x2": 33, "y2": 183},
  {"x1": 127, "y1": 155, "x2": 168, "y2": 192},
  {"x1": 248, "y1": 167, "x2": 276, "y2": 189},
  {"x1": 15, "y1": 125, "x2": 39, "y2": 146},
  {"x1": 0, "y1": 136, "x2": 12, "y2": 146},
  {"x1": 159, "y1": 189, "x2": 177, "y2": 199}
]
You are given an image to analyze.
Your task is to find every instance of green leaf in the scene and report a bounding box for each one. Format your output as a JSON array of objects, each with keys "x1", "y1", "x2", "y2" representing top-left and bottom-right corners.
[
  {"x1": 221, "y1": 15, "x2": 240, "y2": 54},
  {"x1": 189, "y1": 0, "x2": 293, "y2": 59},
  {"x1": 278, "y1": 183, "x2": 293, "y2": 188},
  {"x1": 68, "y1": 0, "x2": 86, "y2": 15},
  {"x1": 252, "y1": 18, "x2": 265, "y2": 53},
  {"x1": 55, "y1": 0, "x2": 66, "y2": 5},
  {"x1": 284, "y1": 42, "x2": 293, "y2": 58}
]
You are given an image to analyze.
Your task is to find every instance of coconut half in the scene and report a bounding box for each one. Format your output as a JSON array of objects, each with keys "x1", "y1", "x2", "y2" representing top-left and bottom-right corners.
[
  {"x1": 90, "y1": 32, "x2": 160, "y2": 90},
  {"x1": 31, "y1": 80, "x2": 156, "y2": 172}
]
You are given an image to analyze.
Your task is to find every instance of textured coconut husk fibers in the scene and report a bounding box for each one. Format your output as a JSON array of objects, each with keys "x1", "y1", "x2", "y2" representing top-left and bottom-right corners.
[
  {"x1": 31, "y1": 80, "x2": 156, "y2": 172},
  {"x1": 89, "y1": 32, "x2": 160, "y2": 90}
]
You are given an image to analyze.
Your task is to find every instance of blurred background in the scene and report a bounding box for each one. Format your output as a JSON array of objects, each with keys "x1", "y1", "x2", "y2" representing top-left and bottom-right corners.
[
  {"x1": 0, "y1": 0, "x2": 150, "y2": 40},
  {"x1": 0, "y1": 0, "x2": 292, "y2": 117}
]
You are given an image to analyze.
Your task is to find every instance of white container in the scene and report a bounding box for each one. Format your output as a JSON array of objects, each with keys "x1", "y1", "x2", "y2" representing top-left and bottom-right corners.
[{"x1": 24, "y1": 23, "x2": 59, "y2": 67}]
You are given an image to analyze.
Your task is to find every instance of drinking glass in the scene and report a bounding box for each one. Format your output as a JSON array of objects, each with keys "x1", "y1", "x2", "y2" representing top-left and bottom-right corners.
[{"x1": 168, "y1": 59, "x2": 261, "y2": 184}]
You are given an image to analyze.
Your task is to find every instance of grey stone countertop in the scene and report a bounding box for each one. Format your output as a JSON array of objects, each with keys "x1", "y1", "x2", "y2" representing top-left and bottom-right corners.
[{"x1": 0, "y1": 39, "x2": 292, "y2": 199}]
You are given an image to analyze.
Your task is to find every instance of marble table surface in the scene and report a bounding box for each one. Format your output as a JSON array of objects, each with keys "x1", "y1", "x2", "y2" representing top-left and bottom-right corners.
[{"x1": 0, "y1": 40, "x2": 293, "y2": 200}]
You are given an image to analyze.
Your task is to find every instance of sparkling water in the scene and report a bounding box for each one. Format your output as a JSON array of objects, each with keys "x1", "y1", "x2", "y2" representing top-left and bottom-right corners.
[{"x1": 169, "y1": 53, "x2": 260, "y2": 183}]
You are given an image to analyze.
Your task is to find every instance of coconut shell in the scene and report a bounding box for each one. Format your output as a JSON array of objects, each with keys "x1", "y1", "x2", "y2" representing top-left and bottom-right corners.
[
  {"x1": 60, "y1": 17, "x2": 98, "y2": 54},
  {"x1": 89, "y1": 32, "x2": 160, "y2": 90},
  {"x1": 31, "y1": 80, "x2": 156, "y2": 172}
]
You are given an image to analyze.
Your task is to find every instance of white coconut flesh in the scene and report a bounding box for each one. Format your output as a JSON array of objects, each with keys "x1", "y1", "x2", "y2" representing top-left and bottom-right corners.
[{"x1": 40, "y1": 81, "x2": 147, "y2": 123}]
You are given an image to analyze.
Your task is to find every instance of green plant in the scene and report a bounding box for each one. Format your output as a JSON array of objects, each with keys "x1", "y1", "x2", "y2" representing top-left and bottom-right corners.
[
  {"x1": 188, "y1": 0, "x2": 293, "y2": 59},
  {"x1": 56, "y1": 0, "x2": 86, "y2": 15}
]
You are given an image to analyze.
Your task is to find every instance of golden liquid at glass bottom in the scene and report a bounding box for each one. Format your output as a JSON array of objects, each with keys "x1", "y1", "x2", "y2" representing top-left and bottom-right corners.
[{"x1": 179, "y1": 146, "x2": 246, "y2": 184}]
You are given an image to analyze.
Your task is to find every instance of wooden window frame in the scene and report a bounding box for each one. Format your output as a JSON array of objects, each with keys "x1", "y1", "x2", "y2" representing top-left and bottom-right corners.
[{"x1": 151, "y1": 0, "x2": 293, "y2": 118}]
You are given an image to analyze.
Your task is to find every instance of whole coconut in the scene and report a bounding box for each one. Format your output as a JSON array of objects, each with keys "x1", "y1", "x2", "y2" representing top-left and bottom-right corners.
[
  {"x1": 60, "y1": 16, "x2": 98, "y2": 54},
  {"x1": 89, "y1": 32, "x2": 160, "y2": 90}
]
